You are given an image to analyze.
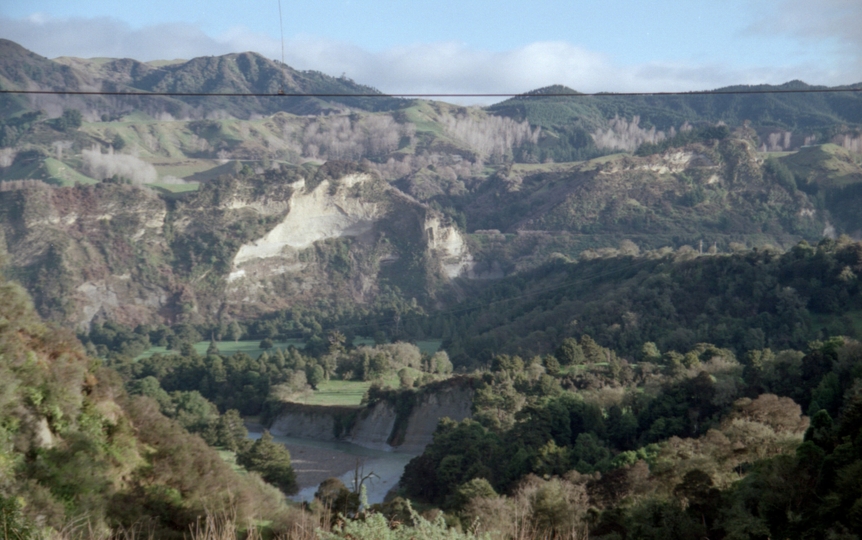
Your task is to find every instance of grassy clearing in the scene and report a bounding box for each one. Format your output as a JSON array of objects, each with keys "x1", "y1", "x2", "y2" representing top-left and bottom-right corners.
[
  {"x1": 415, "y1": 340, "x2": 442, "y2": 354},
  {"x1": 148, "y1": 181, "x2": 200, "y2": 193},
  {"x1": 149, "y1": 157, "x2": 227, "y2": 178},
  {"x1": 136, "y1": 339, "x2": 306, "y2": 360},
  {"x1": 292, "y1": 375, "x2": 401, "y2": 407},
  {"x1": 216, "y1": 449, "x2": 246, "y2": 475},
  {"x1": 297, "y1": 380, "x2": 375, "y2": 406},
  {"x1": 782, "y1": 144, "x2": 862, "y2": 187},
  {"x1": 512, "y1": 161, "x2": 583, "y2": 173},
  {"x1": 0, "y1": 157, "x2": 97, "y2": 186},
  {"x1": 136, "y1": 338, "x2": 440, "y2": 361},
  {"x1": 43, "y1": 158, "x2": 99, "y2": 185}
]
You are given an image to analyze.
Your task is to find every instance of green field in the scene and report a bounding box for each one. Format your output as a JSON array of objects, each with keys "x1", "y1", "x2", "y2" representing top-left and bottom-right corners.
[
  {"x1": 147, "y1": 181, "x2": 200, "y2": 193},
  {"x1": 415, "y1": 340, "x2": 442, "y2": 354},
  {"x1": 148, "y1": 158, "x2": 226, "y2": 179},
  {"x1": 136, "y1": 338, "x2": 441, "y2": 362},
  {"x1": 296, "y1": 380, "x2": 375, "y2": 406},
  {"x1": 216, "y1": 449, "x2": 245, "y2": 474},
  {"x1": 43, "y1": 158, "x2": 99, "y2": 186},
  {"x1": 136, "y1": 339, "x2": 306, "y2": 360},
  {"x1": 291, "y1": 375, "x2": 403, "y2": 406}
]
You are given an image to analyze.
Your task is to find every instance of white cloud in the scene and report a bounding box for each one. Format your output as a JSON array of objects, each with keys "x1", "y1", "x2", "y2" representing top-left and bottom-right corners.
[
  {"x1": 1, "y1": 15, "x2": 236, "y2": 60},
  {"x1": 747, "y1": 0, "x2": 862, "y2": 79},
  {"x1": 0, "y1": 13, "x2": 854, "y2": 105}
]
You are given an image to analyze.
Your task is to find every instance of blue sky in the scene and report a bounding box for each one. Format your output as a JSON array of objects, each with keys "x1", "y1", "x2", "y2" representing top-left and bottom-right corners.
[{"x1": 1, "y1": 0, "x2": 860, "y2": 100}]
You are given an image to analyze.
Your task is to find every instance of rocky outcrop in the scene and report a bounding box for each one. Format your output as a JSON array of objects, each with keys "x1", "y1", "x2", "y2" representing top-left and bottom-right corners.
[
  {"x1": 424, "y1": 216, "x2": 473, "y2": 279},
  {"x1": 0, "y1": 164, "x2": 476, "y2": 327},
  {"x1": 0, "y1": 183, "x2": 175, "y2": 329},
  {"x1": 268, "y1": 380, "x2": 474, "y2": 452},
  {"x1": 397, "y1": 384, "x2": 473, "y2": 452},
  {"x1": 232, "y1": 174, "x2": 383, "y2": 266},
  {"x1": 346, "y1": 401, "x2": 397, "y2": 448},
  {"x1": 269, "y1": 405, "x2": 341, "y2": 441}
]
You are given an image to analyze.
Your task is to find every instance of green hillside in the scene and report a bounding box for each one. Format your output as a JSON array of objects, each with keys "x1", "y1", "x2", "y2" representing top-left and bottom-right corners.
[
  {"x1": 0, "y1": 266, "x2": 290, "y2": 538},
  {"x1": 780, "y1": 143, "x2": 862, "y2": 188},
  {"x1": 0, "y1": 39, "x2": 406, "y2": 120},
  {"x1": 491, "y1": 80, "x2": 862, "y2": 132}
]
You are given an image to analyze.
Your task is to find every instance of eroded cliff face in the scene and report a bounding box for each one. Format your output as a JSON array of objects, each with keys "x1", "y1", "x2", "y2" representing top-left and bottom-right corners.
[
  {"x1": 0, "y1": 164, "x2": 475, "y2": 328},
  {"x1": 346, "y1": 401, "x2": 397, "y2": 449},
  {"x1": 221, "y1": 173, "x2": 392, "y2": 310},
  {"x1": 269, "y1": 406, "x2": 340, "y2": 441},
  {"x1": 267, "y1": 381, "x2": 474, "y2": 452},
  {"x1": 0, "y1": 183, "x2": 175, "y2": 329},
  {"x1": 397, "y1": 384, "x2": 473, "y2": 452},
  {"x1": 424, "y1": 216, "x2": 473, "y2": 279},
  {"x1": 233, "y1": 174, "x2": 382, "y2": 265}
]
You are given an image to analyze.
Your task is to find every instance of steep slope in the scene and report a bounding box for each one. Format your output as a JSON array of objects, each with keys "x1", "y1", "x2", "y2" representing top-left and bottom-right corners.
[
  {"x1": 489, "y1": 81, "x2": 862, "y2": 161},
  {"x1": 0, "y1": 264, "x2": 286, "y2": 537},
  {"x1": 0, "y1": 39, "x2": 405, "y2": 120},
  {"x1": 491, "y1": 81, "x2": 862, "y2": 133},
  {"x1": 441, "y1": 238, "x2": 862, "y2": 366},
  {"x1": 0, "y1": 162, "x2": 472, "y2": 328}
]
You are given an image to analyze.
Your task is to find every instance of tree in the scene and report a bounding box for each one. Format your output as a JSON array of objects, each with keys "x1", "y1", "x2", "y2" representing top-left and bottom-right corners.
[
  {"x1": 555, "y1": 338, "x2": 585, "y2": 366},
  {"x1": 112, "y1": 133, "x2": 126, "y2": 150},
  {"x1": 398, "y1": 368, "x2": 415, "y2": 389},
  {"x1": 209, "y1": 409, "x2": 249, "y2": 451},
  {"x1": 226, "y1": 321, "x2": 243, "y2": 342},
  {"x1": 453, "y1": 478, "x2": 497, "y2": 510},
  {"x1": 432, "y1": 351, "x2": 453, "y2": 374},
  {"x1": 307, "y1": 364, "x2": 325, "y2": 389},
  {"x1": 236, "y1": 431, "x2": 297, "y2": 495},
  {"x1": 55, "y1": 108, "x2": 82, "y2": 131},
  {"x1": 640, "y1": 342, "x2": 661, "y2": 362}
]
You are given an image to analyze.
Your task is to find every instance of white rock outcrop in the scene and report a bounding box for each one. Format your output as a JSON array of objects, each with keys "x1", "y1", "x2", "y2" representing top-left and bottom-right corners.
[
  {"x1": 232, "y1": 174, "x2": 382, "y2": 267},
  {"x1": 424, "y1": 216, "x2": 473, "y2": 279}
]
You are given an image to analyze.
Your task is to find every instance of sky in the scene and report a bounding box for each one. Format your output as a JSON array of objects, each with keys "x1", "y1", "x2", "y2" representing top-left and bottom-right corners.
[{"x1": 1, "y1": 0, "x2": 861, "y2": 101}]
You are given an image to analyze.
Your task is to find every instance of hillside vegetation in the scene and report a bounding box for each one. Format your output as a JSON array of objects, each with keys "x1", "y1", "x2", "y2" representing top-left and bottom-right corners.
[
  {"x1": 5, "y1": 38, "x2": 862, "y2": 538},
  {"x1": 0, "y1": 260, "x2": 297, "y2": 538}
]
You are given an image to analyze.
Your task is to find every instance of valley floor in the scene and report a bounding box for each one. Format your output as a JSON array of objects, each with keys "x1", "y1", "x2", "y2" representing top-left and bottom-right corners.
[{"x1": 246, "y1": 426, "x2": 416, "y2": 504}]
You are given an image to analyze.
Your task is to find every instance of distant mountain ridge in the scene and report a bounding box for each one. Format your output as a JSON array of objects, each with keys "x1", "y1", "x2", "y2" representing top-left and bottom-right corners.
[
  {"x1": 491, "y1": 79, "x2": 862, "y2": 133},
  {"x1": 2, "y1": 38, "x2": 862, "y2": 129},
  {"x1": 0, "y1": 39, "x2": 405, "y2": 118}
]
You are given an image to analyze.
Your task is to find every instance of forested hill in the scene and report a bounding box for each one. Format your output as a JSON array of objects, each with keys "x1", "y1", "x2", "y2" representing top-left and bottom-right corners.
[
  {"x1": 0, "y1": 38, "x2": 404, "y2": 118},
  {"x1": 1, "y1": 37, "x2": 861, "y2": 335},
  {"x1": 489, "y1": 81, "x2": 862, "y2": 130},
  {"x1": 441, "y1": 238, "x2": 862, "y2": 366},
  {"x1": 0, "y1": 261, "x2": 293, "y2": 538},
  {"x1": 491, "y1": 80, "x2": 862, "y2": 132},
  {"x1": 488, "y1": 81, "x2": 862, "y2": 162}
]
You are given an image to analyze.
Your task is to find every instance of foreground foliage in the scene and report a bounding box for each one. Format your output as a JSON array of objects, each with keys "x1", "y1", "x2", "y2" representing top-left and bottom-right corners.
[{"x1": 0, "y1": 266, "x2": 291, "y2": 538}]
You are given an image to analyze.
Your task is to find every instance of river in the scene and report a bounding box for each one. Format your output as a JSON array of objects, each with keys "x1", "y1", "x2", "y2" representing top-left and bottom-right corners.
[{"x1": 247, "y1": 430, "x2": 418, "y2": 504}]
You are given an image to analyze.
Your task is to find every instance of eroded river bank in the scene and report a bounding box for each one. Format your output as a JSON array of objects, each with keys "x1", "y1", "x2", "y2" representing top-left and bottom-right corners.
[{"x1": 247, "y1": 430, "x2": 417, "y2": 504}]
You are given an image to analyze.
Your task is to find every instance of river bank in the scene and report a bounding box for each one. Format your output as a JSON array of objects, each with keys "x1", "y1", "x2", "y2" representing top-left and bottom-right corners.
[{"x1": 246, "y1": 429, "x2": 416, "y2": 504}]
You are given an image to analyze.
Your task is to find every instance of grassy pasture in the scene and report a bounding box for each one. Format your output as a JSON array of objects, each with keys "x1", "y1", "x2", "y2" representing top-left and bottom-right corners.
[
  {"x1": 781, "y1": 143, "x2": 862, "y2": 187},
  {"x1": 149, "y1": 157, "x2": 227, "y2": 179},
  {"x1": 147, "y1": 182, "x2": 200, "y2": 194},
  {"x1": 292, "y1": 375, "x2": 403, "y2": 406},
  {"x1": 136, "y1": 338, "x2": 441, "y2": 361},
  {"x1": 136, "y1": 339, "x2": 306, "y2": 360},
  {"x1": 135, "y1": 339, "x2": 442, "y2": 407}
]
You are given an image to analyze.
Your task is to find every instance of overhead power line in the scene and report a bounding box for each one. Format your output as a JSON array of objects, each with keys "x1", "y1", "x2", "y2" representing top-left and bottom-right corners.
[{"x1": 1, "y1": 87, "x2": 861, "y2": 98}]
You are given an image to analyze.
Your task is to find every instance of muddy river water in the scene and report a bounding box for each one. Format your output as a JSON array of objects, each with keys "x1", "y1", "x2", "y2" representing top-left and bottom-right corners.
[{"x1": 248, "y1": 430, "x2": 418, "y2": 504}]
